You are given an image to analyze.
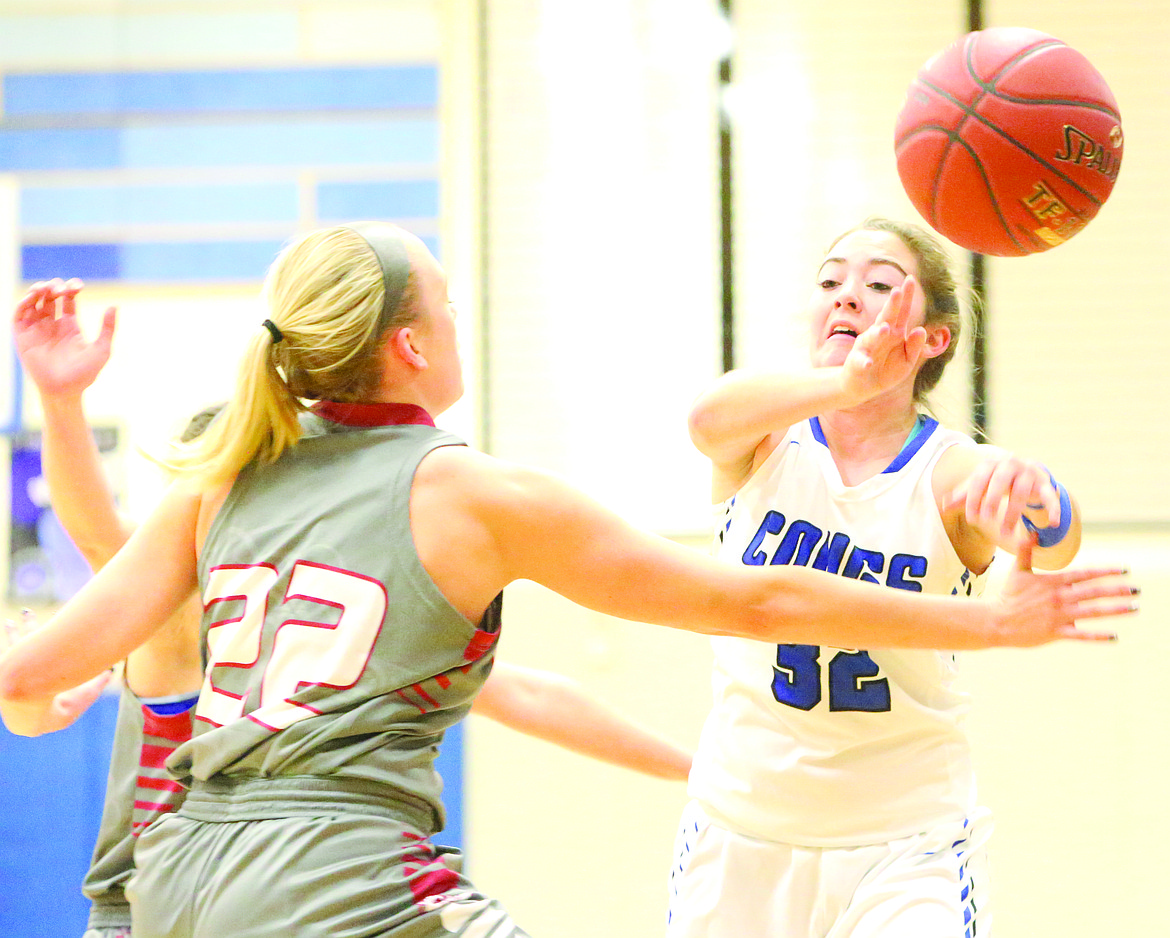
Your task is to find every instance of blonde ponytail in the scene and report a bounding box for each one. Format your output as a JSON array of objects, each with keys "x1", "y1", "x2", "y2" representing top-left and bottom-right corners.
[{"x1": 159, "y1": 225, "x2": 418, "y2": 488}]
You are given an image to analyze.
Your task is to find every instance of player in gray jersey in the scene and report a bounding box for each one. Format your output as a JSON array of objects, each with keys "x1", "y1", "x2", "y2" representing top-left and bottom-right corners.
[
  {"x1": 11, "y1": 274, "x2": 206, "y2": 938},
  {"x1": 12, "y1": 282, "x2": 692, "y2": 937},
  {"x1": 0, "y1": 222, "x2": 1136, "y2": 937}
]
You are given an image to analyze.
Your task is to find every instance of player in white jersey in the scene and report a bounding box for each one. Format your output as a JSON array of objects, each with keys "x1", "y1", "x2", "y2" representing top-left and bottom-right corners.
[
  {"x1": 670, "y1": 217, "x2": 1095, "y2": 938},
  {"x1": 0, "y1": 223, "x2": 1134, "y2": 938}
]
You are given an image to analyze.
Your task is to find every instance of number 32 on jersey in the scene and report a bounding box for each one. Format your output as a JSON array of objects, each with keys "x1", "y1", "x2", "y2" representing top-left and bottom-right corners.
[{"x1": 772, "y1": 645, "x2": 891, "y2": 712}]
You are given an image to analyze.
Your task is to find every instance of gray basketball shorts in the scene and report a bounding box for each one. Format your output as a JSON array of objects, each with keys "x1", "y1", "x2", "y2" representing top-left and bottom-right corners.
[{"x1": 128, "y1": 793, "x2": 530, "y2": 938}]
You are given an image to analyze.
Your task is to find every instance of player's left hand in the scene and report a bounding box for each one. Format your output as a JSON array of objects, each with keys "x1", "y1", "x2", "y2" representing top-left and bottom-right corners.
[
  {"x1": 1, "y1": 609, "x2": 112, "y2": 733},
  {"x1": 947, "y1": 452, "x2": 1060, "y2": 539},
  {"x1": 13, "y1": 278, "x2": 116, "y2": 398}
]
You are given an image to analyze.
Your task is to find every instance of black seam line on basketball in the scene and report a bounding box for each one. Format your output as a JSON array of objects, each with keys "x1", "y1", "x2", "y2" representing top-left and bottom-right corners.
[
  {"x1": 966, "y1": 33, "x2": 1119, "y2": 116},
  {"x1": 911, "y1": 78, "x2": 1105, "y2": 207},
  {"x1": 973, "y1": 37, "x2": 1067, "y2": 92},
  {"x1": 968, "y1": 91, "x2": 1119, "y2": 119},
  {"x1": 929, "y1": 130, "x2": 1030, "y2": 254}
]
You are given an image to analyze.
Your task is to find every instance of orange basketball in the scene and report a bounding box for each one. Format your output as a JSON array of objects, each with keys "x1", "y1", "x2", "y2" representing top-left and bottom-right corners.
[{"x1": 895, "y1": 27, "x2": 1123, "y2": 256}]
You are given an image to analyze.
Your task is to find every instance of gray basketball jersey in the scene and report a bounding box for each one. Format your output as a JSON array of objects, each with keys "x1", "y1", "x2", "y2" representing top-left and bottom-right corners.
[{"x1": 168, "y1": 402, "x2": 502, "y2": 832}]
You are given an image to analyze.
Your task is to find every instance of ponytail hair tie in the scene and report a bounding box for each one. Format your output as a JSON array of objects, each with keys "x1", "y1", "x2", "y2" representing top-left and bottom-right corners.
[{"x1": 262, "y1": 319, "x2": 284, "y2": 344}]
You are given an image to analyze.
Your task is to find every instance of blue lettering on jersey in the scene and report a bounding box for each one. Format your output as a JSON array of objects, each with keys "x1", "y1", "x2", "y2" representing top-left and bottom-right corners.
[
  {"x1": 887, "y1": 553, "x2": 927, "y2": 593},
  {"x1": 771, "y1": 519, "x2": 822, "y2": 567},
  {"x1": 744, "y1": 514, "x2": 919, "y2": 715},
  {"x1": 741, "y1": 514, "x2": 929, "y2": 590},
  {"x1": 742, "y1": 510, "x2": 785, "y2": 565},
  {"x1": 811, "y1": 532, "x2": 850, "y2": 574},
  {"x1": 842, "y1": 546, "x2": 885, "y2": 583}
]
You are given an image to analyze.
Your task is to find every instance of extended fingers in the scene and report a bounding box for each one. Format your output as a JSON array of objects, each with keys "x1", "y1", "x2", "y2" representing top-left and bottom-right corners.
[
  {"x1": 892, "y1": 277, "x2": 917, "y2": 336},
  {"x1": 1059, "y1": 577, "x2": 1139, "y2": 605},
  {"x1": 1053, "y1": 626, "x2": 1120, "y2": 642},
  {"x1": 1051, "y1": 576, "x2": 1138, "y2": 640},
  {"x1": 1057, "y1": 566, "x2": 1132, "y2": 587}
]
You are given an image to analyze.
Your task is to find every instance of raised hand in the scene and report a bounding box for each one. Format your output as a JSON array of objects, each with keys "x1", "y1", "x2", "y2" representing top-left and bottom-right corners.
[
  {"x1": 14, "y1": 279, "x2": 116, "y2": 397},
  {"x1": 841, "y1": 276, "x2": 928, "y2": 402},
  {"x1": 992, "y1": 536, "x2": 1138, "y2": 645}
]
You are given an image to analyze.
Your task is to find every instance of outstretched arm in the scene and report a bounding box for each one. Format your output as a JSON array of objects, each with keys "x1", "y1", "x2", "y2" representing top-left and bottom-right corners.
[
  {"x1": 412, "y1": 447, "x2": 1137, "y2": 655},
  {"x1": 471, "y1": 661, "x2": 691, "y2": 781},
  {"x1": 688, "y1": 278, "x2": 927, "y2": 500}
]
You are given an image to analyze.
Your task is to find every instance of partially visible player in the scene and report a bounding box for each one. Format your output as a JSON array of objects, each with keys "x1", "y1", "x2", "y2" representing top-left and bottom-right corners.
[
  {"x1": 13, "y1": 278, "x2": 691, "y2": 936},
  {"x1": 0, "y1": 225, "x2": 1134, "y2": 938},
  {"x1": 670, "y1": 217, "x2": 1104, "y2": 937},
  {"x1": 14, "y1": 278, "x2": 204, "y2": 938}
]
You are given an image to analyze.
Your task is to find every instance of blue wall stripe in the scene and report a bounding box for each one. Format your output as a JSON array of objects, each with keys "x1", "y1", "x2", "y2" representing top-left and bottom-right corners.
[
  {"x1": 0, "y1": 128, "x2": 121, "y2": 171},
  {"x1": 24, "y1": 235, "x2": 438, "y2": 283},
  {"x1": 317, "y1": 180, "x2": 440, "y2": 222},
  {"x1": 22, "y1": 183, "x2": 300, "y2": 227},
  {"x1": 4, "y1": 66, "x2": 438, "y2": 116},
  {"x1": 23, "y1": 244, "x2": 121, "y2": 281},
  {"x1": 22, "y1": 241, "x2": 285, "y2": 283},
  {"x1": 0, "y1": 118, "x2": 437, "y2": 172}
]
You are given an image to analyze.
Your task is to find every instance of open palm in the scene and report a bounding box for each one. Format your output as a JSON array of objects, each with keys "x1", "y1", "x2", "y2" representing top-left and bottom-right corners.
[{"x1": 14, "y1": 279, "x2": 116, "y2": 396}]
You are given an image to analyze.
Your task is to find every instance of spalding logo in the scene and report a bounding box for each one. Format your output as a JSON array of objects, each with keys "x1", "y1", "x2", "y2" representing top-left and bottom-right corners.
[{"x1": 1053, "y1": 124, "x2": 1121, "y2": 180}]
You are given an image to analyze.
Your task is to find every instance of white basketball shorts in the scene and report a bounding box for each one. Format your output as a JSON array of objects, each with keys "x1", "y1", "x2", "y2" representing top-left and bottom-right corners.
[{"x1": 667, "y1": 800, "x2": 992, "y2": 938}]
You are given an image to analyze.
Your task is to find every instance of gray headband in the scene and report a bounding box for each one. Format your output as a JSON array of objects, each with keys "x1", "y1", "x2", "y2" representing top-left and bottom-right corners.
[{"x1": 345, "y1": 223, "x2": 412, "y2": 335}]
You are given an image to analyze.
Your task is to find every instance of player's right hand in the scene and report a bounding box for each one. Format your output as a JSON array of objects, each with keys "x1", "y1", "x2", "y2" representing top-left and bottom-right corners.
[{"x1": 841, "y1": 276, "x2": 928, "y2": 402}]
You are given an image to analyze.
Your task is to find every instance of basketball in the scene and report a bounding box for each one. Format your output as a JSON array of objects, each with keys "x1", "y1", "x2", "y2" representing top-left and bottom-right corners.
[{"x1": 894, "y1": 27, "x2": 1123, "y2": 256}]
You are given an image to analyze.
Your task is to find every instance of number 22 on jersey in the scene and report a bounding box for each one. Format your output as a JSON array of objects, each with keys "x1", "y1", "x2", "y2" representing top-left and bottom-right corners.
[
  {"x1": 772, "y1": 645, "x2": 892, "y2": 712},
  {"x1": 197, "y1": 562, "x2": 388, "y2": 732}
]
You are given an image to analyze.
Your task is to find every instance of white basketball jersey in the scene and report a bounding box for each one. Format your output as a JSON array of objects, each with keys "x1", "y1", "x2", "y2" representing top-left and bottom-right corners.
[{"x1": 688, "y1": 416, "x2": 986, "y2": 847}]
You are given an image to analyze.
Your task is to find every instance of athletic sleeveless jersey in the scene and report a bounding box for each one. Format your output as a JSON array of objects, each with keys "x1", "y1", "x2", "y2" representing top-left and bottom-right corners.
[
  {"x1": 83, "y1": 688, "x2": 193, "y2": 930},
  {"x1": 688, "y1": 416, "x2": 986, "y2": 848},
  {"x1": 166, "y1": 401, "x2": 501, "y2": 833}
]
